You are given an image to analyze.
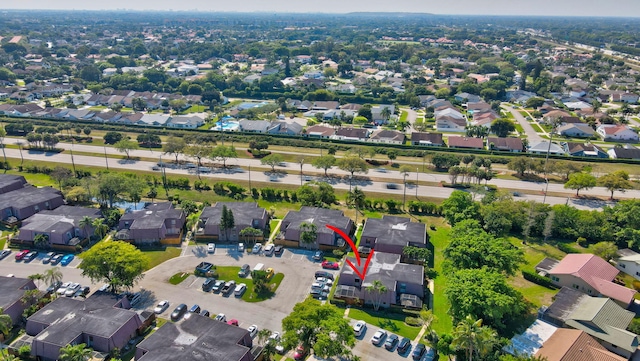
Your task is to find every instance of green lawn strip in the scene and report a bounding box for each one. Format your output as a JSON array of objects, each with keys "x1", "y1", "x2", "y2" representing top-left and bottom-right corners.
[
  {"x1": 513, "y1": 122, "x2": 525, "y2": 134},
  {"x1": 400, "y1": 111, "x2": 408, "y2": 122},
  {"x1": 531, "y1": 123, "x2": 544, "y2": 133},
  {"x1": 354, "y1": 224, "x2": 363, "y2": 248},
  {"x1": 0, "y1": 238, "x2": 5, "y2": 250},
  {"x1": 427, "y1": 221, "x2": 453, "y2": 335},
  {"x1": 268, "y1": 219, "x2": 282, "y2": 241},
  {"x1": 143, "y1": 247, "x2": 182, "y2": 270},
  {"x1": 348, "y1": 308, "x2": 421, "y2": 340},
  {"x1": 169, "y1": 272, "x2": 190, "y2": 285},
  {"x1": 214, "y1": 265, "x2": 283, "y2": 302}
]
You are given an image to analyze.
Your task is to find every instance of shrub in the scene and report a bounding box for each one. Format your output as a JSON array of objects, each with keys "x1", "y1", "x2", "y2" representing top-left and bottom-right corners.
[
  {"x1": 405, "y1": 316, "x2": 423, "y2": 327},
  {"x1": 522, "y1": 270, "x2": 557, "y2": 289},
  {"x1": 557, "y1": 243, "x2": 578, "y2": 254},
  {"x1": 332, "y1": 249, "x2": 345, "y2": 258},
  {"x1": 577, "y1": 237, "x2": 587, "y2": 247}
]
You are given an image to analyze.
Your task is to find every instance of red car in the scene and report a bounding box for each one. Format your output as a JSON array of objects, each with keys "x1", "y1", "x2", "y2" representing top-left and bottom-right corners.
[
  {"x1": 293, "y1": 345, "x2": 308, "y2": 360},
  {"x1": 15, "y1": 250, "x2": 30, "y2": 260},
  {"x1": 321, "y1": 260, "x2": 339, "y2": 270},
  {"x1": 227, "y1": 319, "x2": 239, "y2": 326}
]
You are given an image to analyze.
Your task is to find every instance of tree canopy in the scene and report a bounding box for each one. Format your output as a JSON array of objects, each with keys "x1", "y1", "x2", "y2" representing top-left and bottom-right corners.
[
  {"x1": 78, "y1": 241, "x2": 149, "y2": 293},
  {"x1": 564, "y1": 172, "x2": 597, "y2": 196},
  {"x1": 441, "y1": 190, "x2": 481, "y2": 226}
]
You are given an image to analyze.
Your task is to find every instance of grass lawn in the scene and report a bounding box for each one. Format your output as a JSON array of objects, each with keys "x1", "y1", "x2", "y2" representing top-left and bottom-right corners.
[
  {"x1": 400, "y1": 111, "x2": 408, "y2": 122},
  {"x1": 513, "y1": 122, "x2": 525, "y2": 135},
  {"x1": 169, "y1": 272, "x2": 190, "y2": 285},
  {"x1": 268, "y1": 219, "x2": 282, "y2": 241},
  {"x1": 427, "y1": 219, "x2": 453, "y2": 335},
  {"x1": 215, "y1": 266, "x2": 284, "y2": 302},
  {"x1": 531, "y1": 123, "x2": 544, "y2": 133},
  {"x1": 143, "y1": 247, "x2": 182, "y2": 270},
  {"x1": 348, "y1": 308, "x2": 421, "y2": 340},
  {"x1": 0, "y1": 238, "x2": 5, "y2": 250}
]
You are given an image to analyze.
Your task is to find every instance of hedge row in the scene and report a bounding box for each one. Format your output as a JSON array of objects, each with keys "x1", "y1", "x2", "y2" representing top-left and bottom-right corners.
[{"x1": 522, "y1": 270, "x2": 558, "y2": 289}]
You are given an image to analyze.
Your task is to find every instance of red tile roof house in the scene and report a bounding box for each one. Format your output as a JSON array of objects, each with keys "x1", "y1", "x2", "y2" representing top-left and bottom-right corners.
[
  {"x1": 548, "y1": 254, "x2": 636, "y2": 308},
  {"x1": 0, "y1": 276, "x2": 37, "y2": 326},
  {"x1": 26, "y1": 292, "x2": 144, "y2": 361}
]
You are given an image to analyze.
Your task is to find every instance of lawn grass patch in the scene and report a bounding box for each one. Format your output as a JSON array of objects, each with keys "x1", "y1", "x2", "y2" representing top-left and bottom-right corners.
[
  {"x1": 348, "y1": 308, "x2": 421, "y2": 340},
  {"x1": 143, "y1": 247, "x2": 182, "y2": 270},
  {"x1": 531, "y1": 123, "x2": 544, "y2": 133},
  {"x1": 400, "y1": 111, "x2": 408, "y2": 122},
  {"x1": 428, "y1": 221, "x2": 453, "y2": 335},
  {"x1": 214, "y1": 266, "x2": 283, "y2": 302},
  {"x1": 0, "y1": 238, "x2": 5, "y2": 250},
  {"x1": 169, "y1": 272, "x2": 190, "y2": 285}
]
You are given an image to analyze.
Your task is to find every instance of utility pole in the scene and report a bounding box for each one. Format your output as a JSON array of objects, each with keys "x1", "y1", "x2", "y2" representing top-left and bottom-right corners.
[
  {"x1": 416, "y1": 168, "x2": 419, "y2": 198},
  {"x1": 70, "y1": 139, "x2": 77, "y2": 176},
  {"x1": 248, "y1": 165, "x2": 251, "y2": 191},
  {"x1": 104, "y1": 145, "x2": 109, "y2": 170},
  {"x1": 403, "y1": 172, "x2": 407, "y2": 210}
]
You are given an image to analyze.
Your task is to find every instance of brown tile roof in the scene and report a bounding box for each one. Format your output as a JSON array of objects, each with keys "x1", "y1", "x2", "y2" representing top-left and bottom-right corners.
[
  {"x1": 411, "y1": 132, "x2": 444, "y2": 146},
  {"x1": 535, "y1": 329, "x2": 626, "y2": 361},
  {"x1": 487, "y1": 137, "x2": 523, "y2": 151},
  {"x1": 447, "y1": 136, "x2": 484, "y2": 149}
]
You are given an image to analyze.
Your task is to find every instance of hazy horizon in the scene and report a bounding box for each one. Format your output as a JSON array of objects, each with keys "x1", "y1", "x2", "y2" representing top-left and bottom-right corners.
[{"x1": 3, "y1": 0, "x2": 640, "y2": 17}]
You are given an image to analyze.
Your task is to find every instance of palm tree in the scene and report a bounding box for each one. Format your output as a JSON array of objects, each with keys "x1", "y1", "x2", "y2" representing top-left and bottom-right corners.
[
  {"x1": 365, "y1": 280, "x2": 388, "y2": 311},
  {"x1": 451, "y1": 315, "x2": 497, "y2": 361},
  {"x1": 33, "y1": 233, "x2": 49, "y2": 250},
  {"x1": 91, "y1": 218, "x2": 109, "y2": 240},
  {"x1": 59, "y1": 343, "x2": 92, "y2": 361},
  {"x1": 28, "y1": 273, "x2": 43, "y2": 289},
  {"x1": 256, "y1": 329, "x2": 276, "y2": 361},
  {"x1": 380, "y1": 106, "x2": 392, "y2": 122},
  {"x1": 79, "y1": 216, "x2": 93, "y2": 241},
  {"x1": 0, "y1": 308, "x2": 12, "y2": 339},
  {"x1": 43, "y1": 267, "x2": 63, "y2": 293}
]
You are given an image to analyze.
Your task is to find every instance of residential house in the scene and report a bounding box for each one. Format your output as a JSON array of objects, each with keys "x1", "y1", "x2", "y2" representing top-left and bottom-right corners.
[
  {"x1": 239, "y1": 119, "x2": 271, "y2": 133},
  {"x1": 534, "y1": 329, "x2": 627, "y2": 361},
  {"x1": 466, "y1": 101, "x2": 492, "y2": 114},
  {"x1": 371, "y1": 105, "x2": 395, "y2": 124},
  {"x1": 471, "y1": 110, "x2": 499, "y2": 128},
  {"x1": 0, "y1": 276, "x2": 37, "y2": 325},
  {"x1": 542, "y1": 109, "x2": 572, "y2": 124},
  {"x1": 197, "y1": 202, "x2": 268, "y2": 242},
  {"x1": 267, "y1": 121, "x2": 303, "y2": 136},
  {"x1": 557, "y1": 123, "x2": 596, "y2": 138},
  {"x1": 505, "y1": 90, "x2": 537, "y2": 104},
  {"x1": 0, "y1": 186, "x2": 64, "y2": 223},
  {"x1": 303, "y1": 125, "x2": 334, "y2": 139},
  {"x1": 615, "y1": 249, "x2": 640, "y2": 280},
  {"x1": 447, "y1": 136, "x2": 484, "y2": 150},
  {"x1": 528, "y1": 141, "x2": 566, "y2": 155},
  {"x1": 167, "y1": 116, "x2": 204, "y2": 129},
  {"x1": 540, "y1": 287, "x2": 639, "y2": 359},
  {"x1": 312, "y1": 101, "x2": 340, "y2": 111},
  {"x1": 138, "y1": 114, "x2": 171, "y2": 127},
  {"x1": 333, "y1": 127, "x2": 369, "y2": 142},
  {"x1": 546, "y1": 253, "x2": 636, "y2": 307},
  {"x1": 0, "y1": 104, "x2": 44, "y2": 117},
  {"x1": 597, "y1": 124, "x2": 639, "y2": 142},
  {"x1": 503, "y1": 320, "x2": 558, "y2": 357},
  {"x1": 14, "y1": 206, "x2": 103, "y2": 249},
  {"x1": 368, "y1": 129, "x2": 405, "y2": 144},
  {"x1": 115, "y1": 202, "x2": 185, "y2": 245},
  {"x1": 608, "y1": 146, "x2": 640, "y2": 160},
  {"x1": 454, "y1": 92, "x2": 482, "y2": 103},
  {"x1": 26, "y1": 292, "x2": 145, "y2": 361},
  {"x1": 562, "y1": 142, "x2": 608, "y2": 158},
  {"x1": 135, "y1": 314, "x2": 253, "y2": 361},
  {"x1": 359, "y1": 216, "x2": 427, "y2": 256},
  {"x1": 336, "y1": 252, "x2": 424, "y2": 308},
  {"x1": 610, "y1": 92, "x2": 639, "y2": 104},
  {"x1": 278, "y1": 207, "x2": 353, "y2": 249},
  {"x1": 436, "y1": 115, "x2": 467, "y2": 132},
  {"x1": 487, "y1": 137, "x2": 524, "y2": 152},
  {"x1": 410, "y1": 132, "x2": 444, "y2": 147},
  {"x1": 0, "y1": 175, "x2": 27, "y2": 194}
]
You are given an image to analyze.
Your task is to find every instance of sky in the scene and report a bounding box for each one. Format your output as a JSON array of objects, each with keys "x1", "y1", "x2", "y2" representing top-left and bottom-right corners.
[{"x1": 5, "y1": 0, "x2": 640, "y2": 17}]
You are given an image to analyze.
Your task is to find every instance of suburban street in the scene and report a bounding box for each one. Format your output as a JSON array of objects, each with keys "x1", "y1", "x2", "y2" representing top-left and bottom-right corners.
[
  {"x1": 504, "y1": 105, "x2": 543, "y2": 144},
  {"x1": 0, "y1": 137, "x2": 628, "y2": 210}
]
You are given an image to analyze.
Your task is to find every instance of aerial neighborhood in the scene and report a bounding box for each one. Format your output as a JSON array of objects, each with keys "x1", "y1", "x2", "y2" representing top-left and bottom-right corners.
[{"x1": 2, "y1": 8, "x2": 640, "y2": 361}]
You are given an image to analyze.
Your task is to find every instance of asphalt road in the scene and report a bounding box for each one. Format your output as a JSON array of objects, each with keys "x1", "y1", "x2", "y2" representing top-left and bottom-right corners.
[
  {"x1": 504, "y1": 104, "x2": 543, "y2": 144},
  {"x1": 0, "y1": 139, "x2": 624, "y2": 210}
]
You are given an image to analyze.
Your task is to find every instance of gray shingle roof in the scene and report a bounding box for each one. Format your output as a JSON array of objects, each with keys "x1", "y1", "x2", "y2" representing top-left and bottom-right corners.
[
  {"x1": 342, "y1": 252, "x2": 424, "y2": 290},
  {"x1": 361, "y1": 215, "x2": 426, "y2": 248},
  {"x1": 200, "y1": 202, "x2": 266, "y2": 228},
  {"x1": 281, "y1": 206, "x2": 351, "y2": 235}
]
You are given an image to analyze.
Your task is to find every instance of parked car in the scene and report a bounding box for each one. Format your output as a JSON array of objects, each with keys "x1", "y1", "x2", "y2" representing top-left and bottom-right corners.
[
  {"x1": 212, "y1": 280, "x2": 225, "y2": 292},
  {"x1": 129, "y1": 292, "x2": 143, "y2": 306},
  {"x1": 316, "y1": 277, "x2": 333, "y2": 286},
  {"x1": 202, "y1": 277, "x2": 216, "y2": 291},
  {"x1": 50, "y1": 253, "x2": 63, "y2": 265},
  {"x1": 234, "y1": 283, "x2": 247, "y2": 297},
  {"x1": 424, "y1": 347, "x2": 436, "y2": 361},
  {"x1": 56, "y1": 282, "x2": 71, "y2": 295},
  {"x1": 268, "y1": 332, "x2": 281, "y2": 344},
  {"x1": 315, "y1": 271, "x2": 334, "y2": 280},
  {"x1": 98, "y1": 284, "x2": 110, "y2": 292},
  {"x1": 207, "y1": 243, "x2": 216, "y2": 253},
  {"x1": 309, "y1": 288, "x2": 329, "y2": 299},
  {"x1": 14, "y1": 250, "x2": 29, "y2": 260},
  {"x1": 41, "y1": 252, "x2": 56, "y2": 264},
  {"x1": 189, "y1": 304, "x2": 201, "y2": 314},
  {"x1": 214, "y1": 313, "x2": 226, "y2": 322},
  {"x1": 170, "y1": 304, "x2": 187, "y2": 321},
  {"x1": 293, "y1": 345, "x2": 308, "y2": 360},
  {"x1": 154, "y1": 300, "x2": 170, "y2": 314},
  {"x1": 24, "y1": 251, "x2": 39, "y2": 262},
  {"x1": 221, "y1": 280, "x2": 236, "y2": 294},
  {"x1": 371, "y1": 330, "x2": 387, "y2": 345},
  {"x1": 60, "y1": 254, "x2": 74, "y2": 266},
  {"x1": 252, "y1": 243, "x2": 262, "y2": 254},
  {"x1": 238, "y1": 264, "x2": 251, "y2": 277},
  {"x1": 353, "y1": 320, "x2": 366, "y2": 337},
  {"x1": 74, "y1": 286, "x2": 90, "y2": 298},
  {"x1": 384, "y1": 334, "x2": 399, "y2": 351},
  {"x1": 264, "y1": 244, "x2": 275, "y2": 256},
  {"x1": 274, "y1": 245, "x2": 284, "y2": 256},
  {"x1": 321, "y1": 260, "x2": 340, "y2": 270},
  {"x1": 266, "y1": 268, "x2": 275, "y2": 279},
  {"x1": 227, "y1": 319, "x2": 239, "y2": 326},
  {"x1": 200, "y1": 310, "x2": 210, "y2": 317},
  {"x1": 64, "y1": 283, "x2": 81, "y2": 297},
  {"x1": 195, "y1": 262, "x2": 214, "y2": 276},
  {"x1": 312, "y1": 251, "x2": 323, "y2": 261},
  {"x1": 397, "y1": 337, "x2": 411, "y2": 354},
  {"x1": 0, "y1": 249, "x2": 11, "y2": 260},
  {"x1": 238, "y1": 243, "x2": 245, "y2": 252},
  {"x1": 46, "y1": 281, "x2": 62, "y2": 294},
  {"x1": 247, "y1": 325, "x2": 259, "y2": 338},
  {"x1": 412, "y1": 343, "x2": 426, "y2": 360}
]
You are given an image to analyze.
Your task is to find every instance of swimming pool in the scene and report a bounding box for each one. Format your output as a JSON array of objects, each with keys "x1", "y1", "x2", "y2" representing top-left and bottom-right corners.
[{"x1": 213, "y1": 120, "x2": 240, "y2": 131}]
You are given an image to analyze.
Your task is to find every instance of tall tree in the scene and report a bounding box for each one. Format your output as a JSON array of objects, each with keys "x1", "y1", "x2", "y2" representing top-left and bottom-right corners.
[
  {"x1": 299, "y1": 222, "x2": 317, "y2": 245},
  {"x1": 0, "y1": 308, "x2": 12, "y2": 339},
  {"x1": 451, "y1": 315, "x2": 498, "y2": 361},
  {"x1": 59, "y1": 343, "x2": 92, "y2": 361},
  {"x1": 336, "y1": 156, "x2": 369, "y2": 177},
  {"x1": 211, "y1": 145, "x2": 237, "y2": 168},
  {"x1": 441, "y1": 190, "x2": 481, "y2": 226},
  {"x1": 564, "y1": 172, "x2": 597, "y2": 196},
  {"x1": 163, "y1": 136, "x2": 186, "y2": 164},
  {"x1": 114, "y1": 139, "x2": 139, "y2": 160},
  {"x1": 91, "y1": 218, "x2": 109, "y2": 240},
  {"x1": 220, "y1": 205, "x2": 235, "y2": 241},
  {"x1": 365, "y1": 280, "x2": 388, "y2": 311},
  {"x1": 33, "y1": 233, "x2": 49, "y2": 249},
  {"x1": 599, "y1": 170, "x2": 632, "y2": 200},
  {"x1": 312, "y1": 155, "x2": 336, "y2": 177},
  {"x1": 590, "y1": 241, "x2": 618, "y2": 261},
  {"x1": 239, "y1": 227, "x2": 262, "y2": 247},
  {"x1": 50, "y1": 166, "x2": 73, "y2": 190},
  {"x1": 261, "y1": 153, "x2": 284, "y2": 172},
  {"x1": 79, "y1": 216, "x2": 93, "y2": 240},
  {"x1": 79, "y1": 241, "x2": 149, "y2": 293},
  {"x1": 490, "y1": 118, "x2": 516, "y2": 137},
  {"x1": 43, "y1": 267, "x2": 63, "y2": 291},
  {"x1": 281, "y1": 298, "x2": 355, "y2": 359},
  {"x1": 0, "y1": 126, "x2": 6, "y2": 166}
]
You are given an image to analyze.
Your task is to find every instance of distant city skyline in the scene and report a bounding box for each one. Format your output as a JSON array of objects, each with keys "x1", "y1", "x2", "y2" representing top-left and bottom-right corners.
[{"x1": 4, "y1": 0, "x2": 640, "y2": 17}]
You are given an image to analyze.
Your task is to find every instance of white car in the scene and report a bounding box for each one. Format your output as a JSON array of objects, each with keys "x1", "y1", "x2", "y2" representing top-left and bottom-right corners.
[
  {"x1": 234, "y1": 283, "x2": 247, "y2": 297},
  {"x1": 64, "y1": 283, "x2": 81, "y2": 297},
  {"x1": 247, "y1": 324, "x2": 259, "y2": 339},
  {"x1": 207, "y1": 243, "x2": 216, "y2": 254},
  {"x1": 154, "y1": 300, "x2": 170, "y2": 314},
  {"x1": 57, "y1": 282, "x2": 71, "y2": 295},
  {"x1": 98, "y1": 284, "x2": 110, "y2": 292},
  {"x1": 353, "y1": 320, "x2": 366, "y2": 337},
  {"x1": 316, "y1": 277, "x2": 333, "y2": 286},
  {"x1": 264, "y1": 244, "x2": 275, "y2": 256},
  {"x1": 214, "y1": 313, "x2": 226, "y2": 322},
  {"x1": 238, "y1": 243, "x2": 245, "y2": 252},
  {"x1": 268, "y1": 331, "x2": 281, "y2": 343},
  {"x1": 371, "y1": 329, "x2": 387, "y2": 345}
]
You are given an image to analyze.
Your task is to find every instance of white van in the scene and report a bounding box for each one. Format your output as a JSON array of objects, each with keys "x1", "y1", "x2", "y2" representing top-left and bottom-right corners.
[
  {"x1": 254, "y1": 263, "x2": 265, "y2": 272},
  {"x1": 234, "y1": 283, "x2": 247, "y2": 297}
]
